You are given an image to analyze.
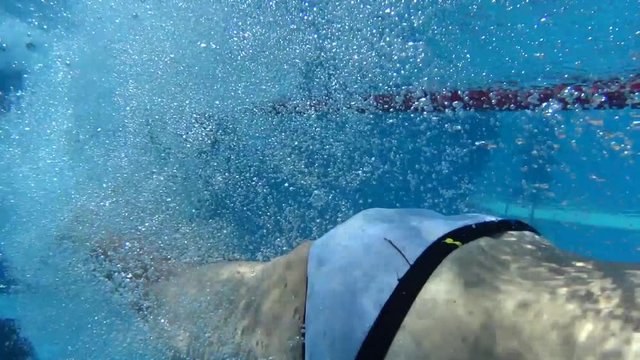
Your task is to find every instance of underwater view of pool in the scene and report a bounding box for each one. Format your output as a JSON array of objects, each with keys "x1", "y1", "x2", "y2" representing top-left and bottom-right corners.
[{"x1": 0, "y1": 0, "x2": 639, "y2": 358}]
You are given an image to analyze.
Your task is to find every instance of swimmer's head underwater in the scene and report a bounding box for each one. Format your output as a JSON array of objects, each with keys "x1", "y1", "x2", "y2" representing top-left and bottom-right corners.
[{"x1": 91, "y1": 208, "x2": 640, "y2": 360}]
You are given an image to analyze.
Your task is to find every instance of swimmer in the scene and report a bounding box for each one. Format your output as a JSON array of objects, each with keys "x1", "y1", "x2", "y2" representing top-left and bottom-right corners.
[{"x1": 92, "y1": 208, "x2": 640, "y2": 360}]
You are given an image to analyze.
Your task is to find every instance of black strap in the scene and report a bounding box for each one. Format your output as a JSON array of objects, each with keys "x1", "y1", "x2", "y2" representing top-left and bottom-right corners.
[
  {"x1": 355, "y1": 219, "x2": 539, "y2": 360},
  {"x1": 302, "y1": 273, "x2": 308, "y2": 359}
]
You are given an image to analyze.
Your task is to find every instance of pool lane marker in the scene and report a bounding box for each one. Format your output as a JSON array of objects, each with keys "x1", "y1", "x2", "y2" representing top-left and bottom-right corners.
[
  {"x1": 269, "y1": 73, "x2": 640, "y2": 115},
  {"x1": 474, "y1": 199, "x2": 640, "y2": 231}
]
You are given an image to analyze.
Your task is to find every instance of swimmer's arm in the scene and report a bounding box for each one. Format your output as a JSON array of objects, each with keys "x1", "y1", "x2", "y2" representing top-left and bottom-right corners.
[{"x1": 148, "y1": 241, "x2": 311, "y2": 359}]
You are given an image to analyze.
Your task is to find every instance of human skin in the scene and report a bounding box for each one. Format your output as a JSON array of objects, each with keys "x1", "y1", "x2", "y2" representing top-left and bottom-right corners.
[{"x1": 120, "y1": 230, "x2": 640, "y2": 360}]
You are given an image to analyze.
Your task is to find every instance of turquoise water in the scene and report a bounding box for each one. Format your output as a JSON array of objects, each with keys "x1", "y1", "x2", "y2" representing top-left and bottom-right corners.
[{"x1": 0, "y1": 0, "x2": 639, "y2": 358}]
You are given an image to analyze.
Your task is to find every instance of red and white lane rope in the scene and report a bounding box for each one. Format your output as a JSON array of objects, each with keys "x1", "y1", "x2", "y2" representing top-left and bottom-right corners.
[{"x1": 269, "y1": 74, "x2": 640, "y2": 115}]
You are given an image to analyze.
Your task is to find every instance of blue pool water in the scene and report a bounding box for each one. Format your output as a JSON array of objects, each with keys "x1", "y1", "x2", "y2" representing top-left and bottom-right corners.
[{"x1": 0, "y1": 0, "x2": 639, "y2": 358}]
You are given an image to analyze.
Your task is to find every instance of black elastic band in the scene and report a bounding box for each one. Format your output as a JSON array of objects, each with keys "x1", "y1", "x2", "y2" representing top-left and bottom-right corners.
[
  {"x1": 302, "y1": 274, "x2": 308, "y2": 359},
  {"x1": 355, "y1": 219, "x2": 539, "y2": 360}
]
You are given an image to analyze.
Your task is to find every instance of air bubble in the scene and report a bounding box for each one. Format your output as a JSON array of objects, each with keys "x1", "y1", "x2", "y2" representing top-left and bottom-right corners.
[
  {"x1": 591, "y1": 94, "x2": 606, "y2": 106},
  {"x1": 541, "y1": 100, "x2": 563, "y2": 117}
]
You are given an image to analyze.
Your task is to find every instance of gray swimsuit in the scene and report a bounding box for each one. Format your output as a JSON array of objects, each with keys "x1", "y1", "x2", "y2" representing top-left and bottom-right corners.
[{"x1": 304, "y1": 208, "x2": 500, "y2": 360}]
